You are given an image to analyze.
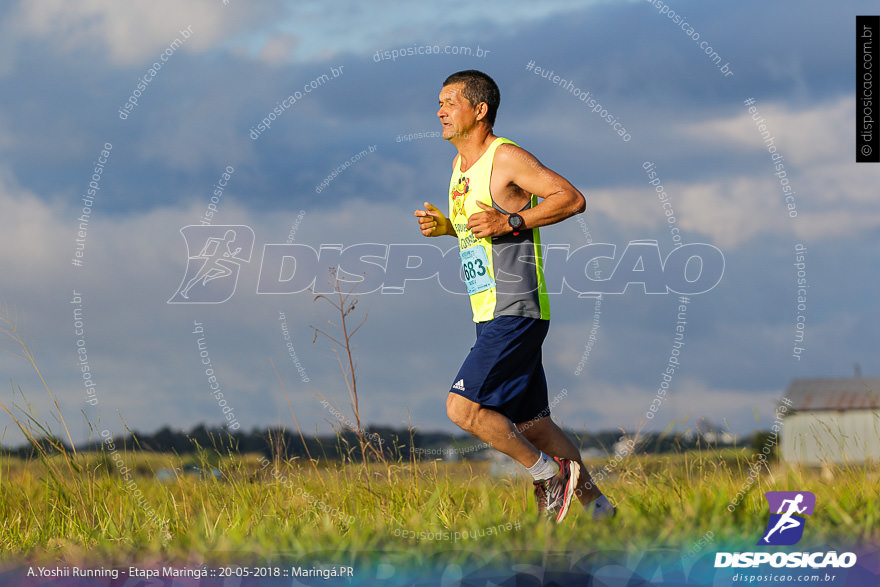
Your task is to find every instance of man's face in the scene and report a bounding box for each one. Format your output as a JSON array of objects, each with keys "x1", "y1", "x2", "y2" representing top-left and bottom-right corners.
[{"x1": 437, "y1": 82, "x2": 478, "y2": 141}]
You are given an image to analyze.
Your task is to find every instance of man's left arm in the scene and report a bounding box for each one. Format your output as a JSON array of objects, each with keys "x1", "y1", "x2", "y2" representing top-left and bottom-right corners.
[{"x1": 466, "y1": 144, "x2": 586, "y2": 239}]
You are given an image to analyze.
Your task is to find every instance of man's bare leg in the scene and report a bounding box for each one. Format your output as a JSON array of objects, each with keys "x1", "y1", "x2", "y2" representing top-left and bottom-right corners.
[
  {"x1": 446, "y1": 393, "x2": 541, "y2": 467},
  {"x1": 516, "y1": 416, "x2": 603, "y2": 506}
]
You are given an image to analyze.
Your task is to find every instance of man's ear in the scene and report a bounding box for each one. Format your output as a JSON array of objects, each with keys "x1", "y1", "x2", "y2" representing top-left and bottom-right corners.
[{"x1": 475, "y1": 101, "x2": 489, "y2": 121}]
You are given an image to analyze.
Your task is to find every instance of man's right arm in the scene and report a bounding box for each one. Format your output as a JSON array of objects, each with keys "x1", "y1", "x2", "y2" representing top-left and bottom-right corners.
[{"x1": 414, "y1": 202, "x2": 457, "y2": 237}]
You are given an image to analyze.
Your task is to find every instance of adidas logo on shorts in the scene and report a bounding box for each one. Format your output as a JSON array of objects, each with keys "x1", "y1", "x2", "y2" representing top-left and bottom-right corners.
[{"x1": 453, "y1": 379, "x2": 465, "y2": 391}]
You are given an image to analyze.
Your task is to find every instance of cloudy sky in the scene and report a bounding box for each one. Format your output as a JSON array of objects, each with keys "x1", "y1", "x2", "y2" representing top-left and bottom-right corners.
[{"x1": 0, "y1": 0, "x2": 876, "y2": 447}]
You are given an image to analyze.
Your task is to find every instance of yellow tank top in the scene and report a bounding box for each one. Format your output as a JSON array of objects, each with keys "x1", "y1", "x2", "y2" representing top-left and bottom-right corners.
[{"x1": 448, "y1": 137, "x2": 551, "y2": 322}]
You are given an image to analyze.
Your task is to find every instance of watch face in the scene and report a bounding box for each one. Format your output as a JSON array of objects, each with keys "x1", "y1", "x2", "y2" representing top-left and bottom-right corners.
[{"x1": 509, "y1": 214, "x2": 523, "y2": 229}]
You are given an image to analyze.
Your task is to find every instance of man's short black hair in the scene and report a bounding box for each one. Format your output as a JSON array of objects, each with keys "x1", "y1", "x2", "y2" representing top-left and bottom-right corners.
[{"x1": 442, "y1": 70, "x2": 500, "y2": 127}]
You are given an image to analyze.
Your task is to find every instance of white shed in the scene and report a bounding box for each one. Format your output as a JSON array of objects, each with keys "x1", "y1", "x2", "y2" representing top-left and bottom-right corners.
[{"x1": 779, "y1": 378, "x2": 880, "y2": 465}]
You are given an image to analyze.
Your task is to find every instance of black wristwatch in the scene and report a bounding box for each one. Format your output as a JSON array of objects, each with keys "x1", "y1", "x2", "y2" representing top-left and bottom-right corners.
[{"x1": 507, "y1": 213, "x2": 525, "y2": 235}]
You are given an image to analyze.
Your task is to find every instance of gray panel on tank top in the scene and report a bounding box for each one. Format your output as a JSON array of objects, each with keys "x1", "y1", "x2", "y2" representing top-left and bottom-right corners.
[{"x1": 491, "y1": 201, "x2": 542, "y2": 318}]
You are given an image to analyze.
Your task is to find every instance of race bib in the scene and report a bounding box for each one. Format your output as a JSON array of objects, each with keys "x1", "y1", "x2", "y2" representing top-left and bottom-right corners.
[{"x1": 460, "y1": 246, "x2": 495, "y2": 295}]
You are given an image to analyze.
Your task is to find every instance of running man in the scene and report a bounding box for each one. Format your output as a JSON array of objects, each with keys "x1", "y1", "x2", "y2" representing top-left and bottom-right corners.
[
  {"x1": 763, "y1": 493, "x2": 807, "y2": 543},
  {"x1": 414, "y1": 70, "x2": 615, "y2": 522},
  {"x1": 180, "y1": 229, "x2": 244, "y2": 299}
]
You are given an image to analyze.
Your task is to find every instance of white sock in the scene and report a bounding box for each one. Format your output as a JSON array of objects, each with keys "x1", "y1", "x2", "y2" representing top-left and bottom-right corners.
[
  {"x1": 585, "y1": 494, "x2": 616, "y2": 520},
  {"x1": 527, "y1": 452, "x2": 557, "y2": 481}
]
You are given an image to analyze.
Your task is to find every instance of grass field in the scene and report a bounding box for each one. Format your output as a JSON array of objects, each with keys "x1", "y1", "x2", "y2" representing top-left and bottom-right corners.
[
  {"x1": 1, "y1": 441, "x2": 877, "y2": 571},
  {"x1": 1, "y1": 283, "x2": 874, "y2": 582}
]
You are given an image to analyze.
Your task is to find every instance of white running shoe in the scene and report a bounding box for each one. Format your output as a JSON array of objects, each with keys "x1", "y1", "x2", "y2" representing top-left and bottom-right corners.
[{"x1": 533, "y1": 457, "x2": 581, "y2": 523}]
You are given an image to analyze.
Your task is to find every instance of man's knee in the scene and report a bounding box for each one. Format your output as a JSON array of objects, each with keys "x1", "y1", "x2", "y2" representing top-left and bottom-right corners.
[{"x1": 446, "y1": 393, "x2": 473, "y2": 430}]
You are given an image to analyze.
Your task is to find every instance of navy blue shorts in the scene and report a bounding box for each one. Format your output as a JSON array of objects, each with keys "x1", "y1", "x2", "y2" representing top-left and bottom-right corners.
[{"x1": 449, "y1": 316, "x2": 550, "y2": 424}]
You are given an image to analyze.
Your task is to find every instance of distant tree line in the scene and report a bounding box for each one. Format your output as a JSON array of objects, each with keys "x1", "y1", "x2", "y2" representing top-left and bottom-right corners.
[{"x1": 0, "y1": 423, "x2": 761, "y2": 460}]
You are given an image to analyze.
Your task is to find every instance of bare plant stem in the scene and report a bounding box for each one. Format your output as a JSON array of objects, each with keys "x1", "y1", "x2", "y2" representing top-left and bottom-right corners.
[{"x1": 311, "y1": 268, "x2": 380, "y2": 482}]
